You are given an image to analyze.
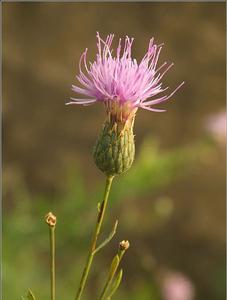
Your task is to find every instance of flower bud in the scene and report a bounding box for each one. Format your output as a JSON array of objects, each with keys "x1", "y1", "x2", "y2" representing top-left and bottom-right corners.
[
  {"x1": 119, "y1": 240, "x2": 130, "y2": 251},
  {"x1": 93, "y1": 114, "x2": 135, "y2": 176},
  {"x1": 45, "y1": 212, "x2": 57, "y2": 227}
]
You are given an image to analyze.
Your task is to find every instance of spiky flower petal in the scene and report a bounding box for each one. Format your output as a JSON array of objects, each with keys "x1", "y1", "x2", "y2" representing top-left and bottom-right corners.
[{"x1": 68, "y1": 32, "x2": 184, "y2": 116}]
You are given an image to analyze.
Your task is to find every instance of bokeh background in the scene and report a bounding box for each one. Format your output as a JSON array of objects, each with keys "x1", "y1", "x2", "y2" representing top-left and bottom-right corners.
[{"x1": 3, "y1": 2, "x2": 226, "y2": 300}]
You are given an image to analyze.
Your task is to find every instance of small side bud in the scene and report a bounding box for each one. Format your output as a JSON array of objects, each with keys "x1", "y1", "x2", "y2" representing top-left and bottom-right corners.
[
  {"x1": 119, "y1": 240, "x2": 130, "y2": 251},
  {"x1": 45, "y1": 212, "x2": 57, "y2": 227}
]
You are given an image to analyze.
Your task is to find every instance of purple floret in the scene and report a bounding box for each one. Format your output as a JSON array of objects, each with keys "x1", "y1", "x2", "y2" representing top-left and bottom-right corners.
[{"x1": 68, "y1": 32, "x2": 184, "y2": 113}]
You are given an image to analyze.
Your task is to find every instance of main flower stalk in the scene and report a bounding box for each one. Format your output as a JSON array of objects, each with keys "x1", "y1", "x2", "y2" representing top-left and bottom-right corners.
[{"x1": 75, "y1": 176, "x2": 114, "y2": 300}]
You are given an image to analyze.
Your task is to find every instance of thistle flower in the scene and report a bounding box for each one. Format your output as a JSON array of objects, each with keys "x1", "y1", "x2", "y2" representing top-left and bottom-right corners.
[
  {"x1": 68, "y1": 33, "x2": 184, "y2": 176},
  {"x1": 161, "y1": 271, "x2": 195, "y2": 300},
  {"x1": 205, "y1": 111, "x2": 226, "y2": 145}
]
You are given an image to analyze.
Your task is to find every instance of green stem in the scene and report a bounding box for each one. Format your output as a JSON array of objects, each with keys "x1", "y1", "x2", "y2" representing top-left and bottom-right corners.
[
  {"x1": 75, "y1": 176, "x2": 114, "y2": 300},
  {"x1": 49, "y1": 226, "x2": 56, "y2": 300}
]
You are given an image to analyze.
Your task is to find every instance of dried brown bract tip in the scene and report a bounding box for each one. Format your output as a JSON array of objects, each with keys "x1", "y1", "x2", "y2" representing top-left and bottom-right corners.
[
  {"x1": 119, "y1": 240, "x2": 130, "y2": 251},
  {"x1": 45, "y1": 212, "x2": 57, "y2": 227}
]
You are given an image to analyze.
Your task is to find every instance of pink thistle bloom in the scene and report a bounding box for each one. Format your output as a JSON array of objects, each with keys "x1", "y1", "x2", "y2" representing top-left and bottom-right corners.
[
  {"x1": 68, "y1": 32, "x2": 184, "y2": 117},
  {"x1": 205, "y1": 111, "x2": 226, "y2": 144},
  {"x1": 161, "y1": 271, "x2": 195, "y2": 300}
]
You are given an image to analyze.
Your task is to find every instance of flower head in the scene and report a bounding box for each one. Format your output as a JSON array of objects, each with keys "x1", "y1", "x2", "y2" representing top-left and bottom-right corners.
[
  {"x1": 69, "y1": 33, "x2": 184, "y2": 176},
  {"x1": 68, "y1": 32, "x2": 184, "y2": 120},
  {"x1": 205, "y1": 111, "x2": 226, "y2": 145},
  {"x1": 161, "y1": 271, "x2": 195, "y2": 300}
]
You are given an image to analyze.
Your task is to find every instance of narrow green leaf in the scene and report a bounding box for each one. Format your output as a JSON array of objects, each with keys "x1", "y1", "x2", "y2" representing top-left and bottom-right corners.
[
  {"x1": 27, "y1": 289, "x2": 36, "y2": 300},
  {"x1": 93, "y1": 220, "x2": 118, "y2": 255},
  {"x1": 109, "y1": 255, "x2": 120, "y2": 279},
  {"x1": 97, "y1": 202, "x2": 101, "y2": 212},
  {"x1": 107, "y1": 269, "x2": 123, "y2": 299}
]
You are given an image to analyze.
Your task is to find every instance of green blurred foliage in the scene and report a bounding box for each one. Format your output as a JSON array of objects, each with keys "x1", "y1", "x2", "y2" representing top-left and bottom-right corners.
[
  {"x1": 3, "y1": 3, "x2": 225, "y2": 300},
  {"x1": 3, "y1": 137, "x2": 224, "y2": 300}
]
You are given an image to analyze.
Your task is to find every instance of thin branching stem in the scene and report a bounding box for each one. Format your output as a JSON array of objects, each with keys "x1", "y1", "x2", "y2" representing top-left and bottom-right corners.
[
  {"x1": 93, "y1": 220, "x2": 118, "y2": 255},
  {"x1": 49, "y1": 226, "x2": 56, "y2": 300}
]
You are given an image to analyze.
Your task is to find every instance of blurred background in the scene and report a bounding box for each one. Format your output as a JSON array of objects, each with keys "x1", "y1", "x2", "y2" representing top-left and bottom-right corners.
[{"x1": 3, "y1": 2, "x2": 226, "y2": 300}]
